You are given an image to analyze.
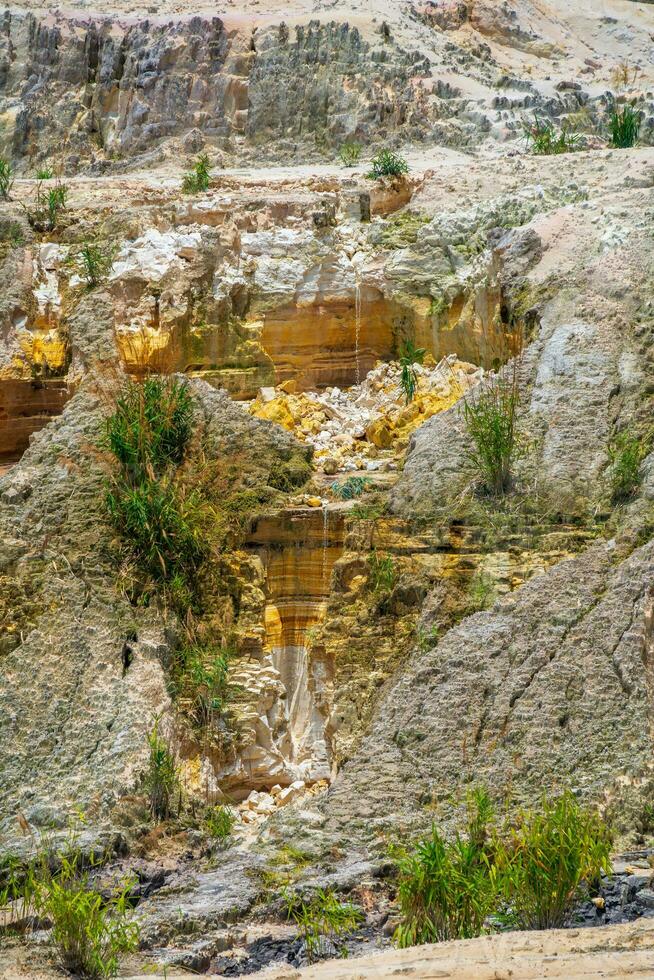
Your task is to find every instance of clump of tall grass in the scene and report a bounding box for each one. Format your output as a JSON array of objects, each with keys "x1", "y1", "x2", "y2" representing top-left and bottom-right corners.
[
  {"x1": 367, "y1": 149, "x2": 409, "y2": 179},
  {"x1": 607, "y1": 430, "x2": 647, "y2": 503},
  {"x1": 609, "y1": 105, "x2": 641, "y2": 148},
  {"x1": 398, "y1": 340, "x2": 426, "y2": 405},
  {"x1": 204, "y1": 804, "x2": 237, "y2": 843},
  {"x1": 0, "y1": 831, "x2": 138, "y2": 979},
  {"x1": 144, "y1": 715, "x2": 180, "y2": 821},
  {"x1": 367, "y1": 550, "x2": 398, "y2": 593},
  {"x1": 104, "y1": 376, "x2": 207, "y2": 596},
  {"x1": 284, "y1": 888, "x2": 363, "y2": 962},
  {"x1": 23, "y1": 178, "x2": 68, "y2": 231},
  {"x1": 68, "y1": 243, "x2": 116, "y2": 288},
  {"x1": 394, "y1": 789, "x2": 498, "y2": 947},
  {"x1": 462, "y1": 366, "x2": 520, "y2": 496},
  {"x1": 182, "y1": 153, "x2": 211, "y2": 193},
  {"x1": 0, "y1": 157, "x2": 14, "y2": 200},
  {"x1": 37, "y1": 854, "x2": 138, "y2": 979},
  {"x1": 523, "y1": 118, "x2": 580, "y2": 155},
  {"x1": 169, "y1": 643, "x2": 237, "y2": 732},
  {"x1": 339, "y1": 141, "x2": 362, "y2": 167},
  {"x1": 393, "y1": 789, "x2": 612, "y2": 948},
  {"x1": 494, "y1": 792, "x2": 612, "y2": 930}
]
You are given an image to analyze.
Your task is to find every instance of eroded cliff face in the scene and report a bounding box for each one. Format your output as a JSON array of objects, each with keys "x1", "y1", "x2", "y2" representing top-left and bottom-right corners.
[{"x1": 1, "y1": 1, "x2": 654, "y2": 975}]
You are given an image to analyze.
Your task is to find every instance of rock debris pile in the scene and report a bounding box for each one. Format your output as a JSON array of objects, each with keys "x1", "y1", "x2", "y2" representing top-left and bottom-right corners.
[{"x1": 249, "y1": 355, "x2": 482, "y2": 473}]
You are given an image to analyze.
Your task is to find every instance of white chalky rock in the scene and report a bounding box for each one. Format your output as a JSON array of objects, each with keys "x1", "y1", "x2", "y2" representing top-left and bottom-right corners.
[{"x1": 276, "y1": 780, "x2": 306, "y2": 807}]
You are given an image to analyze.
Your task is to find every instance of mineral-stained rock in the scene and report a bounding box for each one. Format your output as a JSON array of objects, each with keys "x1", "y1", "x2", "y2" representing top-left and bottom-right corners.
[{"x1": 0, "y1": 377, "x2": 312, "y2": 842}]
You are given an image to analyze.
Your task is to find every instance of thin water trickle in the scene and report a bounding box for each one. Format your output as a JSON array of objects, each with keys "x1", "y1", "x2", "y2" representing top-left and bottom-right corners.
[
  {"x1": 354, "y1": 278, "x2": 361, "y2": 385},
  {"x1": 321, "y1": 500, "x2": 329, "y2": 593}
]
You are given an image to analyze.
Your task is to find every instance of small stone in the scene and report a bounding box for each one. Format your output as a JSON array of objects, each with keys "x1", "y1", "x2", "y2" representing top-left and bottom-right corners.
[
  {"x1": 258, "y1": 387, "x2": 277, "y2": 403},
  {"x1": 305, "y1": 496, "x2": 323, "y2": 508},
  {"x1": 322, "y1": 457, "x2": 339, "y2": 475}
]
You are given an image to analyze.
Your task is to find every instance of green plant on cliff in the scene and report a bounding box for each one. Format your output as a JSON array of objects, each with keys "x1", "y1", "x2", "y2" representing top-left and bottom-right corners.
[
  {"x1": 339, "y1": 141, "x2": 362, "y2": 167},
  {"x1": 493, "y1": 792, "x2": 612, "y2": 930},
  {"x1": 284, "y1": 888, "x2": 364, "y2": 963},
  {"x1": 36, "y1": 856, "x2": 139, "y2": 979},
  {"x1": 68, "y1": 242, "x2": 116, "y2": 288},
  {"x1": 170, "y1": 643, "x2": 238, "y2": 733},
  {"x1": 398, "y1": 340, "x2": 427, "y2": 405},
  {"x1": 104, "y1": 376, "x2": 207, "y2": 600},
  {"x1": 367, "y1": 149, "x2": 409, "y2": 179},
  {"x1": 523, "y1": 117, "x2": 581, "y2": 155},
  {"x1": 607, "y1": 430, "x2": 648, "y2": 503},
  {"x1": 609, "y1": 104, "x2": 641, "y2": 148},
  {"x1": 394, "y1": 788, "x2": 498, "y2": 947},
  {"x1": 182, "y1": 153, "x2": 211, "y2": 194},
  {"x1": 0, "y1": 157, "x2": 14, "y2": 200},
  {"x1": 367, "y1": 550, "x2": 398, "y2": 594},
  {"x1": 204, "y1": 804, "x2": 237, "y2": 843},
  {"x1": 144, "y1": 715, "x2": 180, "y2": 822},
  {"x1": 22, "y1": 178, "x2": 68, "y2": 231},
  {"x1": 462, "y1": 365, "x2": 520, "y2": 496}
]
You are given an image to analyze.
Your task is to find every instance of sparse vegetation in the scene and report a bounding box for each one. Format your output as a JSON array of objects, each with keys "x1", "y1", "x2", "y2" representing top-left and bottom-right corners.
[
  {"x1": 0, "y1": 834, "x2": 138, "y2": 979},
  {"x1": 331, "y1": 475, "x2": 371, "y2": 500},
  {"x1": 494, "y1": 792, "x2": 612, "y2": 930},
  {"x1": 394, "y1": 789, "x2": 498, "y2": 947},
  {"x1": 394, "y1": 789, "x2": 612, "y2": 948},
  {"x1": 204, "y1": 804, "x2": 237, "y2": 842},
  {"x1": 182, "y1": 153, "x2": 211, "y2": 194},
  {"x1": 144, "y1": 715, "x2": 180, "y2": 822},
  {"x1": 523, "y1": 118, "x2": 580, "y2": 155},
  {"x1": 68, "y1": 243, "x2": 116, "y2": 288},
  {"x1": 467, "y1": 570, "x2": 495, "y2": 612},
  {"x1": 609, "y1": 104, "x2": 641, "y2": 149},
  {"x1": 104, "y1": 377, "x2": 207, "y2": 597},
  {"x1": 35, "y1": 165, "x2": 54, "y2": 180},
  {"x1": 462, "y1": 367, "x2": 520, "y2": 496},
  {"x1": 367, "y1": 550, "x2": 398, "y2": 594},
  {"x1": 607, "y1": 430, "x2": 648, "y2": 503},
  {"x1": 169, "y1": 643, "x2": 237, "y2": 734},
  {"x1": 367, "y1": 149, "x2": 409, "y2": 179},
  {"x1": 36, "y1": 855, "x2": 139, "y2": 979},
  {"x1": 398, "y1": 340, "x2": 426, "y2": 404},
  {"x1": 339, "y1": 141, "x2": 362, "y2": 167},
  {"x1": 284, "y1": 888, "x2": 364, "y2": 963},
  {"x1": 23, "y1": 178, "x2": 69, "y2": 231},
  {"x1": 0, "y1": 156, "x2": 14, "y2": 200}
]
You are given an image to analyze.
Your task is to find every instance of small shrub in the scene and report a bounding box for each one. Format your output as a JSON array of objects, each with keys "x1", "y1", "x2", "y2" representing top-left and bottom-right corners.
[
  {"x1": 415, "y1": 623, "x2": 440, "y2": 653},
  {"x1": 331, "y1": 475, "x2": 371, "y2": 500},
  {"x1": 494, "y1": 792, "x2": 612, "y2": 930},
  {"x1": 367, "y1": 550, "x2": 398, "y2": 594},
  {"x1": 0, "y1": 855, "x2": 39, "y2": 928},
  {"x1": 182, "y1": 153, "x2": 211, "y2": 194},
  {"x1": 608, "y1": 430, "x2": 647, "y2": 503},
  {"x1": 284, "y1": 888, "x2": 363, "y2": 963},
  {"x1": 339, "y1": 141, "x2": 362, "y2": 167},
  {"x1": 170, "y1": 644, "x2": 235, "y2": 731},
  {"x1": 205, "y1": 805, "x2": 236, "y2": 842},
  {"x1": 105, "y1": 376, "x2": 194, "y2": 483},
  {"x1": 24, "y1": 179, "x2": 68, "y2": 231},
  {"x1": 468, "y1": 570, "x2": 495, "y2": 612},
  {"x1": 69, "y1": 243, "x2": 116, "y2": 288},
  {"x1": 398, "y1": 340, "x2": 426, "y2": 405},
  {"x1": 35, "y1": 854, "x2": 138, "y2": 979},
  {"x1": 0, "y1": 220, "x2": 24, "y2": 249},
  {"x1": 462, "y1": 368, "x2": 520, "y2": 496},
  {"x1": 367, "y1": 149, "x2": 409, "y2": 179},
  {"x1": 610, "y1": 104, "x2": 641, "y2": 148},
  {"x1": 394, "y1": 789, "x2": 498, "y2": 947},
  {"x1": 0, "y1": 157, "x2": 14, "y2": 200},
  {"x1": 144, "y1": 716, "x2": 179, "y2": 822},
  {"x1": 35, "y1": 166, "x2": 54, "y2": 180},
  {"x1": 523, "y1": 118, "x2": 580, "y2": 155}
]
